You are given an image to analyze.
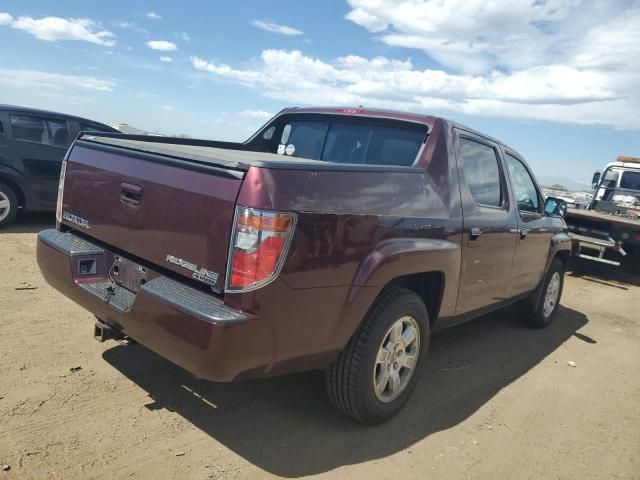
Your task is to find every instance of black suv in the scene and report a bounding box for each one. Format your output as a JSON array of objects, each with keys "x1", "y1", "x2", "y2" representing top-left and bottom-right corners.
[{"x1": 0, "y1": 105, "x2": 117, "y2": 227}]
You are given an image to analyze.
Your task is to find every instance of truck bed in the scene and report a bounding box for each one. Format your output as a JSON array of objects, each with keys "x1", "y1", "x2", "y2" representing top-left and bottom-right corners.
[
  {"x1": 566, "y1": 207, "x2": 640, "y2": 230},
  {"x1": 77, "y1": 133, "x2": 422, "y2": 173}
]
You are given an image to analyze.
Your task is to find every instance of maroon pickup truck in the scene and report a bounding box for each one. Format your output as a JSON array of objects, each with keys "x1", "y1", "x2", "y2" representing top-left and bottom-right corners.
[{"x1": 37, "y1": 107, "x2": 571, "y2": 423}]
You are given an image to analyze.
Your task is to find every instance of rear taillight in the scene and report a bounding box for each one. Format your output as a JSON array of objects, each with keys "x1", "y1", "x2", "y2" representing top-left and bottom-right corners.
[
  {"x1": 55, "y1": 157, "x2": 68, "y2": 224},
  {"x1": 226, "y1": 206, "x2": 297, "y2": 292}
]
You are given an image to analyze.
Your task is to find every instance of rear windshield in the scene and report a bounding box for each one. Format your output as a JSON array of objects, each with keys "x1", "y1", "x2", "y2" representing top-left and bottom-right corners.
[{"x1": 272, "y1": 119, "x2": 427, "y2": 166}]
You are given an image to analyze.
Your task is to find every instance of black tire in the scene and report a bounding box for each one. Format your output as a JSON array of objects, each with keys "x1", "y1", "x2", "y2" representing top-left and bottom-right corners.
[
  {"x1": 525, "y1": 258, "x2": 565, "y2": 329},
  {"x1": 326, "y1": 287, "x2": 429, "y2": 424},
  {"x1": 622, "y1": 245, "x2": 640, "y2": 274},
  {"x1": 0, "y1": 182, "x2": 19, "y2": 228}
]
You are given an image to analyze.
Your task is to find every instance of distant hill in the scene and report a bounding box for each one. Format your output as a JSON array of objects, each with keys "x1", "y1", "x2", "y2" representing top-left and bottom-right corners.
[{"x1": 537, "y1": 176, "x2": 591, "y2": 192}]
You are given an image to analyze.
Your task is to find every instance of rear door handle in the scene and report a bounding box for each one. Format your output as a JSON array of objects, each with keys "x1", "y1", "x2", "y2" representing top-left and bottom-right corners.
[
  {"x1": 470, "y1": 227, "x2": 482, "y2": 240},
  {"x1": 520, "y1": 228, "x2": 529, "y2": 239},
  {"x1": 120, "y1": 182, "x2": 142, "y2": 206}
]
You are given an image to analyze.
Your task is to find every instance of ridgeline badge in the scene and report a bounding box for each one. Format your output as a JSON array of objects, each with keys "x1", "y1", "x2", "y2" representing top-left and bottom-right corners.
[{"x1": 165, "y1": 254, "x2": 219, "y2": 286}]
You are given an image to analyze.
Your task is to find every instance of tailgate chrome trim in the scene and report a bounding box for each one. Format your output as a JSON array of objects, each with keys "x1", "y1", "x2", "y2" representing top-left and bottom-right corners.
[{"x1": 141, "y1": 276, "x2": 249, "y2": 325}]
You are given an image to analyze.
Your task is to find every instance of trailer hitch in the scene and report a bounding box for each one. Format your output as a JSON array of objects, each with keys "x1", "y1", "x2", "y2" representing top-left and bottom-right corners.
[{"x1": 94, "y1": 319, "x2": 125, "y2": 342}]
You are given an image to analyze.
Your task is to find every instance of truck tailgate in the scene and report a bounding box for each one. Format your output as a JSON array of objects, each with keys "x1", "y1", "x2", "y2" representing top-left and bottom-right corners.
[{"x1": 60, "y1": 142, "x2": 245, "y2": 291}]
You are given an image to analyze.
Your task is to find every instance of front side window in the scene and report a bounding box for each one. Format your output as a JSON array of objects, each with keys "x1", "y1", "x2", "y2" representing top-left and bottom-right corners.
[
  {"x1": 274, "y1": 118, "x2": 427, "y2": 166},
  {"x1": 601, "y1": 169, "x2": 620, "y2": 188},
  {"x1": 458, "y1": 137, "x2": 502, "y2": 207},
  {"x1": 505, "y1": 154, "x2": 540, "y2": 213},
  {"x1": 10, "y1": 115, "x2": 69, "y2": 147}
]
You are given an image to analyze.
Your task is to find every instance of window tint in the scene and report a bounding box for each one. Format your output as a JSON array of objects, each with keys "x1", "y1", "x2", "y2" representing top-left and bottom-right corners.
[
  {"x1": 459, "y1": 138, "x2": 502, "y2": 207},
  {"x1": 505, "y1": 154, "x2": 540, "y2": 213},
  {"x1": 366, "y1": 126, "x2": 425, "y2": 166},
  {"x1": 275, "y1": 119, "x2": 426, "y2": 166},
  {"x1": 601, "y1": 169, "x2": 619, "y2": 188},
  {"x1": 10, "y1": 115, "x2": 70, "y2": 147},
  {"x1": 620, "y1": 171, "x2": 640, "y2": 190},
  {"x1": 322, "y1": 123, "x2": 370, "y2": 164},
  {"x1": 262, "y1": 125, "x2": 276, "y2": 140},
  {"x1": 280, "y1": 121, "x2": 328, "y2": 159}
]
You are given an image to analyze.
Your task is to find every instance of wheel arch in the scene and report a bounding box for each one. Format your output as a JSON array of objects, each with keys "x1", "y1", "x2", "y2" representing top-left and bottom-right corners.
[
  {"x1": 334, "y1": 238, "x2": 460, "y2": 350},
  {"x1": 384, "y1": 271, "x2": 445, "y2": 327}
]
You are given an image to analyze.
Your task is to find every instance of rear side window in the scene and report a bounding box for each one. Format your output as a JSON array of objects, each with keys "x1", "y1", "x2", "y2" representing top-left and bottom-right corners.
[
  {"x1": 275, "y1": 119, "x2": 426, "y2": 166},
  {"x1": 505, "y1": 154, "x2": 540, "y2": 213},
  {"x1": 620, "y1": 171, "x2": 640, "y2": 190},
  {"x1": 10, "y1": 115, "x2": 70, "y2": 147},
  {"x1": 458, "y1": 137, "x2": 502, "y2": 207}
]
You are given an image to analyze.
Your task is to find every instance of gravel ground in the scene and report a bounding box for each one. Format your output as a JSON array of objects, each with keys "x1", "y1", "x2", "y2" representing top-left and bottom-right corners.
[{"x1": 1, "y1": 213, "x2": 639, "y2": 480}]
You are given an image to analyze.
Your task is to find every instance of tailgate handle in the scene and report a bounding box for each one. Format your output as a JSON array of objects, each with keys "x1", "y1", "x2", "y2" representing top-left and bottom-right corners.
[{"x1": 120, "y1": 182, "x2": 143, "y2": 206}]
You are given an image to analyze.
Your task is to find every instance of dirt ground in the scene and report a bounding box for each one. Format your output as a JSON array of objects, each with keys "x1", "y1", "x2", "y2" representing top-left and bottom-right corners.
[{"x1": 1, "y1": 214, "x2": 639, "y2": 480}]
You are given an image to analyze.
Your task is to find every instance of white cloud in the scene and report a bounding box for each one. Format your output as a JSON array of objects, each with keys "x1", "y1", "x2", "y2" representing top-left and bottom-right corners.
[
  {"x1": 191, "y1": 1, "x2": 640, "y2": 130},
  {"x1": 0, "y1": 12, "x2": 13, "y2": 26},
  {"x1": 0, "y1": 13, "x2": 116, "y2": 46},
  {"x1": 160, "y1": 56, "x2": 173, "y2": 63},
  {"x1": 146, "y1": 12, "x2": 161, "y2": 20},
  {"x1": 344, "y1": 0, "x2": 590, "y2": 74},
  {"x1": 146, "y1": 40, "x2": 177, "y2": 51},
  {"x1": 344, "y1": 8, "x2": 387, "y2": 33},
  {"x1": 0, "y1": 68, "x2": 116, "y2": 92},
  {"x1": 113, "y1": 20, "x2": 135, "y2": 29},
  {"x1": 176, "y1": 31, "x2": 190, "y2": 42},
  {"x1": 162, "y1": 105, "x2": 175, "y2": 111},
  {"x1": 238, "y1": 110, "x2": 273, "y2": 119},
  {"x1": 191, "y1": 45, "x2": 640, "y2": 129},
  {"x1": 251, "y1": 20, "x2": 303, "y2": 36},
  {"x1": 112, "y1": 20, "x2": 147, "y2": 34}
]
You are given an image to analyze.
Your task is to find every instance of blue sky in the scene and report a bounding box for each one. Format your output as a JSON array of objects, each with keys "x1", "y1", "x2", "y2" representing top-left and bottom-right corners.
[{"x1": 1, "y1": 0, "x2": 638, "y2": 186}]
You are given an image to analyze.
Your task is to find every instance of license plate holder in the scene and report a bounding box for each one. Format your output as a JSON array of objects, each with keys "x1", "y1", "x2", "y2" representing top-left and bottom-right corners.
[{"x1": 110, "y1": 256, "x2": 148, "y2": 293}]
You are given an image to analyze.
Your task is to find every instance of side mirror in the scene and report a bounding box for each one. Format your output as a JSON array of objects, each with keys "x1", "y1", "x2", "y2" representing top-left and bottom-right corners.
[
  {"x1": 591, "y1": 171, "x2": 601, "y2": 189},
  {"x1": 544, "y1": 197, "x2": 567, "y2": 218}
]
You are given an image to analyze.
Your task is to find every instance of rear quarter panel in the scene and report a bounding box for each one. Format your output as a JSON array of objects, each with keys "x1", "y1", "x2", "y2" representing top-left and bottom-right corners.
[{"x1": 227, "y1": 119, "x2": 464, "y2": 367}]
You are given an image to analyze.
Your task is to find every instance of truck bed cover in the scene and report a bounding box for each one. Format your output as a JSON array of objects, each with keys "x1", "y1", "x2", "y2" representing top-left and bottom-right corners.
[{"x1": 77, "y1": 133, "x2": 422, "y2": 173}]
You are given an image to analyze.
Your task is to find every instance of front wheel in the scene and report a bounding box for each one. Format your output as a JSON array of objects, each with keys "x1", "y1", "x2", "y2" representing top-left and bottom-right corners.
[
  {"x1": 0, "y1": 182, "x2": 19, "y2": 228},
  {"x1": 525, "y1": 258, "x2": 565, "y2": 329},
  {"x1": 326, "y1": 287, "x2": 429, "y2": 424}
]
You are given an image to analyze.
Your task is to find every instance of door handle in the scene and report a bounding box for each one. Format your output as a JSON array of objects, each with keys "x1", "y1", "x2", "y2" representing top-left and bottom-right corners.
[
  {"x1": 120, "y1": 182, "x2": 142, "y2": 206},
  {"x1": 470, "y1": 227, "x2": 482, "y2": 240},
  {"x1": 520, "y1": 228, "x2": 529, "y2": 239}
]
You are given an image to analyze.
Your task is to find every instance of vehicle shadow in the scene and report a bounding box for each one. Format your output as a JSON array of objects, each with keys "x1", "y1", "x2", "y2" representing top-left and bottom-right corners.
[
  {"x1": 568, "y1": 258, "x2": 640, "y2": 288},
  {"x1": 0, "y1": 212, "x2": 54, "y2": 234},
  {"x1": 103, "y1": 305, "x2": 588, "y2": 477}
]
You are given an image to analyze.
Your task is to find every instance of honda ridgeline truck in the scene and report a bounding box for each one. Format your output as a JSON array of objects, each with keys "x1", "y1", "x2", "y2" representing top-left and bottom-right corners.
[{"x1": 37, "y1": 107, "x2": 570, "y2": 423}]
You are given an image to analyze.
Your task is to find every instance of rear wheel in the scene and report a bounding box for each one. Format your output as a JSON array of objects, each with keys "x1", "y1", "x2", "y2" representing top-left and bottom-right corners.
[
  {"x1": 525, "y1": 258, "x2": 565, "y2": 329},
  {"x1": 326, "y1": 287, "x2": 429, "y2": 424},
  {"x1": 0, "y1": 182, "x2": 19, "y2": 228}
]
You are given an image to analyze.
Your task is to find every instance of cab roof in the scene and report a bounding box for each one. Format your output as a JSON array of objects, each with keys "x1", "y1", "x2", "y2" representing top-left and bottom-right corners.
[
  {"x1": 280, "y1": 106, "x2": 517, "y2": 152},
  {"x1": 0, "y1": 104, "x2": 115, "y2": 131}
]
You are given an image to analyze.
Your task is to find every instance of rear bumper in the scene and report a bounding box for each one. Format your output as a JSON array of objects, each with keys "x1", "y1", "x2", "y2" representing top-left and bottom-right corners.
[{"x1": 36, "y1": 229, "x2": 272, "y2": 381}]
